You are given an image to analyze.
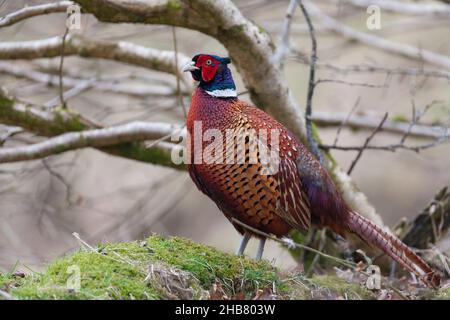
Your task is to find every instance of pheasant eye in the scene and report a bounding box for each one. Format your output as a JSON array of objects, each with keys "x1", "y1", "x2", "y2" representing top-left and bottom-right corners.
[{"x1": 206, "y1": 59, "x2": 212, "y2": 66}]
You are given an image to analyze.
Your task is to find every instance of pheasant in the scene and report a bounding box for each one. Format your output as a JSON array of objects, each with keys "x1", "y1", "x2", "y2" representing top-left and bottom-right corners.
[{"x1": 182, "y1": 54, "x2": 441, "y2": 288}]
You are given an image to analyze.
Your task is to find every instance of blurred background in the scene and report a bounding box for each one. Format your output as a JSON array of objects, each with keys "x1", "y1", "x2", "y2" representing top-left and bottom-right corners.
[{"x1": 0, "y1": 0, "x2": 449, "y2": 272}]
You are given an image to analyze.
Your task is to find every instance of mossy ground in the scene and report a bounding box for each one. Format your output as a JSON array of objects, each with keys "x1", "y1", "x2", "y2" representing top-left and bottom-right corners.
[{"x1": 0, "y1": 235, "x2": 446, "y2": 300}]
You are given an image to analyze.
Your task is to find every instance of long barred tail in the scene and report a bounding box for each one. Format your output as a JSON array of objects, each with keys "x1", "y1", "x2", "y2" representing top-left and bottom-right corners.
[{"x1": 348, "y1": 210, "x2": 441, "y2": 289}]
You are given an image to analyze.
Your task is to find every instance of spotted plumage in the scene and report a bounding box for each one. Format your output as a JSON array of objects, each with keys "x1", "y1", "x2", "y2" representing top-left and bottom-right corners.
[{"x1": 183, "y1": 54, "x2": 441, "y2": 288}]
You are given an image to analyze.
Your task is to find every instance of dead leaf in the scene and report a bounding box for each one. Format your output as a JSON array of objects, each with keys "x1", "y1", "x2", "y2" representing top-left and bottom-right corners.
[
  {"x1": 253, "y1": 287, "x2": 276, "y2": 300},
  {"x1": 209, "y1": 280, "x2": 229, "y2": 300}
]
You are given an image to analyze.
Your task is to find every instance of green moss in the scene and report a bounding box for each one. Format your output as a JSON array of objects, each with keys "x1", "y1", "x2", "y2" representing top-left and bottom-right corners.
[
  {"x1": 310, "y1": 275, "x2": 375, "y2": 300},
  {"x1": 167, "y1": 0, "x2": 182, "y2": 11},
  {"x1": 306, "y1": 122, "x2": 338, "y2": 175},
  {"x1": 0, "y1": 95, "x2": 14, "y2": 109},
  {"x1": 13, "y1": 242, "x2": 158, "y2": 300},
  {"x1": 105, "y1": 142, "x2": 185, "y2": 170},
  {"x1": 435, "y1": 287, "x2": 450, "y2": 300},
  {"x1": 7, "y1": 235, "x2": 434, "y2": 300},
  {"x1": 0, "y1": 273, "x2": 14, "y2": 289},
  {"x1": 279, "y1": 274, "x2": 376, "y2": 300},
  {"x1": 2, "y1": 236, "x2": 279, "y2": 300},
  {"x1": 0, "y1": 95, "x2": 86, "y2": 136},
  {"x1": 392, "y1": 113, "x2": 409, "y2": 123},
  {"x1": 227, "y1": 25, "x2": 245, "y2": 39},
  {"x1": 145, "y1": 235, "x2": 279, "y2": 295}
]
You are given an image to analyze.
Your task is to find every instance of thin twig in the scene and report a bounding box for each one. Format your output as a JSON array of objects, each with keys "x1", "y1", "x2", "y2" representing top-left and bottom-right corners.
[
  {"x1": 172, "y1": 26, "x2": 187, "y2": 119},
  {"x1": 333, "y1": 97, "x2": 360, "y2": 146},
  {"x1": 58, "y1": 28, "x2": 69, "y2": 109},
  {"x1": 273, "y1": 0, "x2": 297, "y2": 68},
  {"x1": 0, "y1": 62, "x2": 186, "y2": 98},
  {"x1": 45, "y1": 78, "x2": 97, "y2": 108},
  {"x1": 311, "y1": 62, "x2": 450, "y2": 81},
  {"x1": 72, "y1": 232, "x2": 97, "y2": 252},
  {"x1": 321, "y1": 136, "x2": 449, "y2": 153},
  {"x1": 322, "y1": 101, "x2": 450, "y2": 155},
  {"x1": 347, "y1": 112, "x2": 388, "y2": 175},
  {"x1": 292, "y1": 57, "x2": 450, "y2": 81},
  {"x1": 332, "y1": 0, "x2": 450, "y2": 18},
  {"x1": 296, "y1": 0, "x2": 323, "y2": 163},
  {"x1": 0, "y1": 289, "x2": 15, "y2": 300},
  {"x1": 0, "y1": 126, "x2": 23, "y2": 146},
  {"x1": 315, "y1": 79, "x2": 386, "y2": 89},
  {"x1": 306, "y1": 229, "x2": 327, "y2": 277},
  {"x1": 231, "y1": 218, "x2": 409, "y2": 298},
  {"x1": 311, "y1": 110, "x2": 447, "y2": 139},
  {"x1": 42, "y1": 159, "x2": 74, "y2": 206},
  {"x1": 230, "y1": 218, "x2": 356, "y2": 269},
  {"x1": 72, "y1": 232, "x2": 144, "y2": 270}
]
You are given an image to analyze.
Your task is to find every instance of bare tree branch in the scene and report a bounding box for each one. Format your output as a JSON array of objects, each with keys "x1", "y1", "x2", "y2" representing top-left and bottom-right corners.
[
  {"x1": 0, "y1": 121, "x2": 180, "y2": 164},
  {"x1": 303, "y1": 0, "x2": 450, "y2": 69},
  {"x1": 0, "y1": 89, "x2": 182, "y2": 169},
  {"x1": 321, "y1": 102, "x2": 450, "y2": 154},
  {"x1": 0, "y1": 1, "x2": 72, "y2": 28},
  {"x1": 333, "y1": 0, "x2": 450, "y2": 18},
  {"x1": 321, "y1": 138, "x2": 450, "y2": 153},
  {"x1": 58, "y1": 27, "x2": 70, "y2": 109},
  {"x1": 171, "y1": 26, "x2": 187, "y2": 119},
  {"x1": 0, "y1": 35, "x2": 193, "y2": 90},
  {"x1": 0, "y1": 62, "x2": 186, "y2": 98},
  {"x1": 311, "y1": 111, "x2": 447, "y2": 140},
  {"x1": 321, "y1": 124, "x2": 450, "y2": 153},
  {"x1": 306, "y1": 62, "x2": 450, "y2": 81}
]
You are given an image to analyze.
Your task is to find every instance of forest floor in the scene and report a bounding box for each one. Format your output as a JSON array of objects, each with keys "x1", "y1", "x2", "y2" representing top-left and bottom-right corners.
[{"x1": 0, "y1": 235, "x2": 449, "y2": 300}]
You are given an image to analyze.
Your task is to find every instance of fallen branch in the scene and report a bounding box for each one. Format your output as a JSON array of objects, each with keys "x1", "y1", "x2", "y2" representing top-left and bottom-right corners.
[{"x1": 403, "y1": 187, "x2": 450, "y2": 249}]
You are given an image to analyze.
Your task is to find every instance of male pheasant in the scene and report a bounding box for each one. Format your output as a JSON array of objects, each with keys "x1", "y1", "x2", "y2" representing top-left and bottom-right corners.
[{"x1": 182, "y1": 54, "x2": 441, "y2": 288}]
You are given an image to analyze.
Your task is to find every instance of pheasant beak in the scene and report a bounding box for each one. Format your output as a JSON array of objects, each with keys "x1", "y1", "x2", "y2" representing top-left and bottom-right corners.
[{"x1": 182, "y1": 61, "x2": 199, "y2": 72}]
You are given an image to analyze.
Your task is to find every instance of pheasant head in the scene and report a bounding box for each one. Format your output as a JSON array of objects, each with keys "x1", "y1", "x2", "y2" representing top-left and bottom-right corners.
[{"x1": 182, "y1": 54, "x2": 237, "y2": 98}]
